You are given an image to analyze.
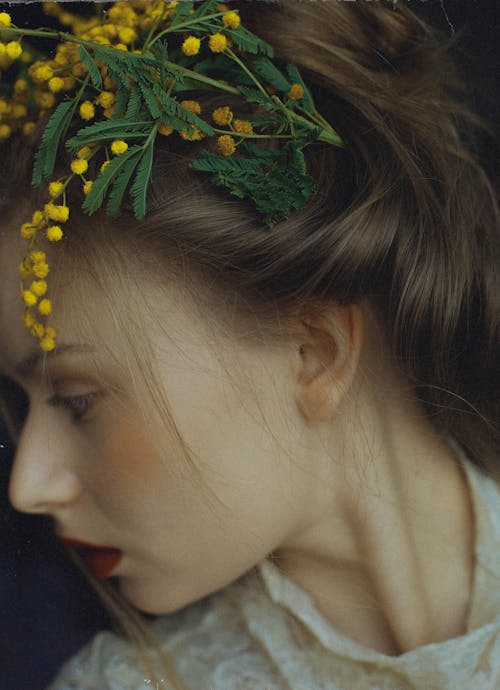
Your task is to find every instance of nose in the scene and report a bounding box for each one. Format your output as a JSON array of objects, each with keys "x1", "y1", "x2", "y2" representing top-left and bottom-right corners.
[{"x1": 8, "y1": 405, "x2": 82, "y2": 514}]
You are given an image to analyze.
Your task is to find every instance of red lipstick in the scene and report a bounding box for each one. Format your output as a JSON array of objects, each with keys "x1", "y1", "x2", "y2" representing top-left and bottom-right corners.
[{"x1": 59, "y1": 537, "x2": 123, "y2": 579}]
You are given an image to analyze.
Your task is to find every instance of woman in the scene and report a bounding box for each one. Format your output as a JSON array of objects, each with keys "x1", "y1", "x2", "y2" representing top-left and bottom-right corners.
[{"x1": 0, "y1": 1, "x2": 498, "y2": 688}]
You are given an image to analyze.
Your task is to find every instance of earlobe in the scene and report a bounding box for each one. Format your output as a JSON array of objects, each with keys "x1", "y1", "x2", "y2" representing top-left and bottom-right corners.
[{"x1": 295, "y1": 303, "x2": 364, "y2": 422}]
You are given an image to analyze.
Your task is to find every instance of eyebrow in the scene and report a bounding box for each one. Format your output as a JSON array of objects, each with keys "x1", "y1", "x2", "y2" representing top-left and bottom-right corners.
[{"x1": 14, "y1": 344, "x2": 96, "y2": 379}]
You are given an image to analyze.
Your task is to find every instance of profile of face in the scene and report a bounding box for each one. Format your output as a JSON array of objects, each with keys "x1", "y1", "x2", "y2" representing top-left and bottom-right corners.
[{"x1": 0, "y1": 224, "x2": 363, "y2": 615}]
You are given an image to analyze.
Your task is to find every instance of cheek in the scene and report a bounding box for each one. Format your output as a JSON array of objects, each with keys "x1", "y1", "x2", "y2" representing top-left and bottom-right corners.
[{"x1": 93, "y1": 412, "x2": 171, "y2": 511}]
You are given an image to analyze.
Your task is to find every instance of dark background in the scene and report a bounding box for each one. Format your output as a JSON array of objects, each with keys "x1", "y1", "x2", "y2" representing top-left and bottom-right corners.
[{"x1": 0, "y1": 2, "x2": 499, "y2": 689}]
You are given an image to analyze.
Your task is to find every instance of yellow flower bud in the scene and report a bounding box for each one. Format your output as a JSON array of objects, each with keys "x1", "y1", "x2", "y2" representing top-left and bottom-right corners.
[
  {"x1": 288, "y1": 83, "x2": 304, "y2": 101},
  {"x1": 31, "y1": 322, "x2": 45, "y2": 338},
  {"x1": 33, "y1": 64, "x2": 54, "y2": 82},
  {"x1": 40, "y1": 335, "x2": 56, "y2": 351},
  {"x1": 222, "y1": 11, "x2": 240, "y2": 29},
  {"x1": 6, "y1": 41, "x2": 22, "y2": 60},
  {"x1": 44, "y1": 203, "x2": 69, "y2": 222},
  {"x1": 23, "y1": 311, "x2": 36, "y2": 328},
  {"x1": 0, "y1": 12, "x2": 12, "y2": 27},
  {"x1": 158, "y1": 122, "x2": 174, "y2": 136},
  {"x1": 111, "y1": 140, "x2": 128, "y2": 155},
  {"x1": 12, "y1": 103, "x2": 28, "y2": 119},
  {"x1": 208, "y1": 33, "x2": 227, "y2": 53},
  {"x1": 20, "y1": 223, "x2": 36, "y2": 239},
  {"x1": 179, "y1": 126, "x2": 204, "y2": 142},
  {"x1": 79, "y1": 100, "x2": 95, "y2": 120},
  {"x1": 118, "y1": 27, "x2": 137, "y2": 44},
  {"x1": 30, "y1": 280, "x2": 48, "y2": 297},
  {"x1": 233, "y1": 119, "x2": 253, "y2": 135},
  {"x1": 14, "y1": 78, "x2": 28, "y2": 94},
  {"x1": 29, "y1": 250, "x2": 46, "y2": 263},
  {"x1": 212, "y1": 106, "x2": 233, "y2": 126},
  {"x1": 77, "y1": 145, "x2": 92, "y2": 160},
  {"x1": 32, "y1": 211, "x2": 45, "y2": 225},
  {"x1": 32, "y1": 262, "x2": 49, "y2": 279},
  {"x1": 34, "y1": 91, "x2": 56, "y2": 109},
  {"x1": 70, "y1": 159, "x2": 88, "y2": 175},
  {"x1": 23, "y1": 290, "x2": 38, "y2": 307},
  {"x1": 217, "y1": 134, "x2": 236, "y2": 156},
  {"x1": 46, "y1": 225, "x2": 63, "y2": 242},
  {"x1": 180, "y1": 100, "x2": 202, "y2": 115},
  {"x1": 96, "y1": 91, "x2": 115, "y2": 109},
  {"x1": 182, "y1": 36, "x2": 201, "y2": 57},
  {"x1": 48, "y1": 76, "x2": 65, "y2": 93},
  {"x1": 0, "y1": 124, "x2": 12, "y2": 140},
  {"x1": 23, "y1": 122, "x2": 37, "y2": 136},
  {"x1": 48, "y1": 181, "x2": 64, "y2": 199},
  {"x1": 83, "y1": 180, "x2": 93, "y2": 195},
  {"x1": 38, "y1": 298, "x2": 52, "y2": 316},
  {"x1": 19, "y1": 262, "x2": 32, "y2": 278}
]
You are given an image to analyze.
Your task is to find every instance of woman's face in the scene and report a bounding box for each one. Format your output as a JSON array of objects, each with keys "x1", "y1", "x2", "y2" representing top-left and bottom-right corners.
[{"x1": 0, "y1": 230, "x2": 313, "y2": 614}]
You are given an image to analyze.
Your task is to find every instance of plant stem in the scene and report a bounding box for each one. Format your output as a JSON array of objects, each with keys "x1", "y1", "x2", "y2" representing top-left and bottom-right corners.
[{"x1": 149, "y1": 11, "x2": 228, "y2": 47}]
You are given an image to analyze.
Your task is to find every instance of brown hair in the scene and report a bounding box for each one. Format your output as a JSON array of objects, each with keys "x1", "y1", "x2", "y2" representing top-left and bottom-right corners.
[
  {"x1": 1, "y1": 1, "x2": 499, "y2": 685},
  {"x1": 57, "y1": 0, "x2": 497, "y2": 469}
]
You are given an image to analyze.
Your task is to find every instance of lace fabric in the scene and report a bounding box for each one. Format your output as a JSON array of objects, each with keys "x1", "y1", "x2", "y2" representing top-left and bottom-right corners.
[{"x1": 47, "y1": 444, "x2": 500, "y2": 690}]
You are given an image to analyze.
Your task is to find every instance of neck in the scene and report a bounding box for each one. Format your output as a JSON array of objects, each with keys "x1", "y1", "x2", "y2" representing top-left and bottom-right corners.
[{"x1": 273, "y1": 381, "x2": 475, "y2": 655}]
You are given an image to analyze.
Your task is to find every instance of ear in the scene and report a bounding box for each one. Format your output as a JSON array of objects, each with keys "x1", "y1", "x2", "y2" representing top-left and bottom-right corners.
[{"x1": 294, "y1": 303, "x2": 364, "y2": 422}]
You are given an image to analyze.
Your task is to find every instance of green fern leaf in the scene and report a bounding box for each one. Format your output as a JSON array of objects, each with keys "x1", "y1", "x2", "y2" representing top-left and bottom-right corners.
[
  {"x1": 137, "y1": 82, "x2": 161, "y2": 119},
  {"x1": 113, "y1": 84, "x2": 129, "y2": 118},
  {"x1": 189, "y1": 0, "x2": 219, "y2": 19},
  {"x1": 191, "y1": 145, "x2": 315, "y2": 226},
  {"x1": 106, "y1": 150, "x2": 142, "y2": 217},
  {"x1": 236, "y1": 86, "x2": 280, "y2": 114},
  {"x1": 153, "y1": 85, "x2": 214, "y2": 135},
  {"x1": 125, "y1": 87, "x2": 143, "y2": 120},
  {"x1": 82, "y1": 145, "x2": 143, "y2": 215},
  {"x1": 169, "y1": 1, "x2": 195, "y2": 28},
  {"x1": 65, "y1": 120, "x2": 151, "y2": 152},
  {"x1": 130, "y1": 140, "x2": 155, "y2": 220},
  {"x1": 225, "y1": 26, "x2": 273, "y2": 57},
  {"x1": 32, "y1": 99, "x2": 74, "y2": 186},
  {"x1": 285, "y1": 64, "x2": 315, "y2": 113},
  {"x1": 78, "y1": 46, "x2": 103, "y2": 90},
  {"x1": 253, "y1": 57, "x2": 290, "y2": 93}
]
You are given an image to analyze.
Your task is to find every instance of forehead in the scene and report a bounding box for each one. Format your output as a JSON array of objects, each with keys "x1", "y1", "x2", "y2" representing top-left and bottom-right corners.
[{"x1": 0, "y1": 221, "x2": 214, "y2": 380}]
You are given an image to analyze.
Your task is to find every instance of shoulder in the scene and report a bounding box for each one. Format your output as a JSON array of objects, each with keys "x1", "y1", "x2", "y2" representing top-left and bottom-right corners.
[{"x1": 46, "y1": 572, "x2": 286, "y2": 690}]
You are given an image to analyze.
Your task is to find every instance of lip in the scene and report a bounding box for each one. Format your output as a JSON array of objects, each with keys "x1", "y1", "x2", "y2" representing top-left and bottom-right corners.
[{"x1": 58, "y1": 536, "x2": 123, "y2": 580}]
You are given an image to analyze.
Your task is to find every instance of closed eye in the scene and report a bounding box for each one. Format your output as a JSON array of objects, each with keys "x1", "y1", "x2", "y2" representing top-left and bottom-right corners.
[{"x1": 47, "y1": 393, "x2": 95, "y2": 421}]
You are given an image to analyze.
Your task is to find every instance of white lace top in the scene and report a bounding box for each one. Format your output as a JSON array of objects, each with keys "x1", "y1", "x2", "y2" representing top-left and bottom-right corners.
[{"x1": 47, "y1": 446, "x2": 500, "y2": 690}]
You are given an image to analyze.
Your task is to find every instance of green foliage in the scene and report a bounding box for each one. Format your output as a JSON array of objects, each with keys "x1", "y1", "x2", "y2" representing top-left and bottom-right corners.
[
  {"x1": 21, "y1": 0, "x2": 343, "y2": 227},
  {"x1": 130, "y1": 138, "x2": 155, "y2": 219},
  {"x1": 168, "y1": 1, "x2": 194, "y2": 28},
  {"x1": 32, "y1": 99, "x2": 74, "y2": 186},
  {"x1": 225, "y1": 26, "x2": 274, "y2": 57},
  {"x1": 106, "y1": 149, "x2": 142, "y2": 217},
  {"x1": 152, "y1": 84, "x2": 214, "y2": 135},
  {"x1": 253, "y1": 57, "x2": 290, "y2": 93},
  {"x1": 78, "y1": 46, "x2": 103, "y2": 90},
  {"x1": 125, "y1": 87, "x2": 143, "y2": 120},
  {"x1": 236, "y1": 86, "x2": 281, "y2": 114},
  {"x1": 191, "y1": 142, "x2": 315, "y2": 226},
  {"x1": 82, "y1": 145, "x2": 143, "y2": 215},
  {"x1": 113, "y1": 84, "x2": 129, "y2": 119},
  {"x1": 65, "y1": 119, "x2": 152, "y2": 151},
  {"x1": 286, "y1": 64, "x2": 315, "y2": 114}
]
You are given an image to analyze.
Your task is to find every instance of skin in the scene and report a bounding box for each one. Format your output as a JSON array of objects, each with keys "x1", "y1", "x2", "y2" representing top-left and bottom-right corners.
[{"x1": 0, "y1": 228, "x2": 475, "y2": 656}]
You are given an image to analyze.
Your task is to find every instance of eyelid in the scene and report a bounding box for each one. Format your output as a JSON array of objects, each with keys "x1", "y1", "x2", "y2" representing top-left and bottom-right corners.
[{"x1": 46, "y1": 392, "x2": 96, "y2": 420}]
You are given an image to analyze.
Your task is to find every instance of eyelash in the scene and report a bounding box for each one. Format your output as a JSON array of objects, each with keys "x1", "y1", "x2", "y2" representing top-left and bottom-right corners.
[{"x1": 47, "y1": 393, "x2": 95, "y2": 421}]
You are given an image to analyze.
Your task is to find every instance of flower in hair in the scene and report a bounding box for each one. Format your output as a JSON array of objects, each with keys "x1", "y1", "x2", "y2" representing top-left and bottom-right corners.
[{"x1": 0, "y1": 0, "x2": 343, "y2": 350}]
